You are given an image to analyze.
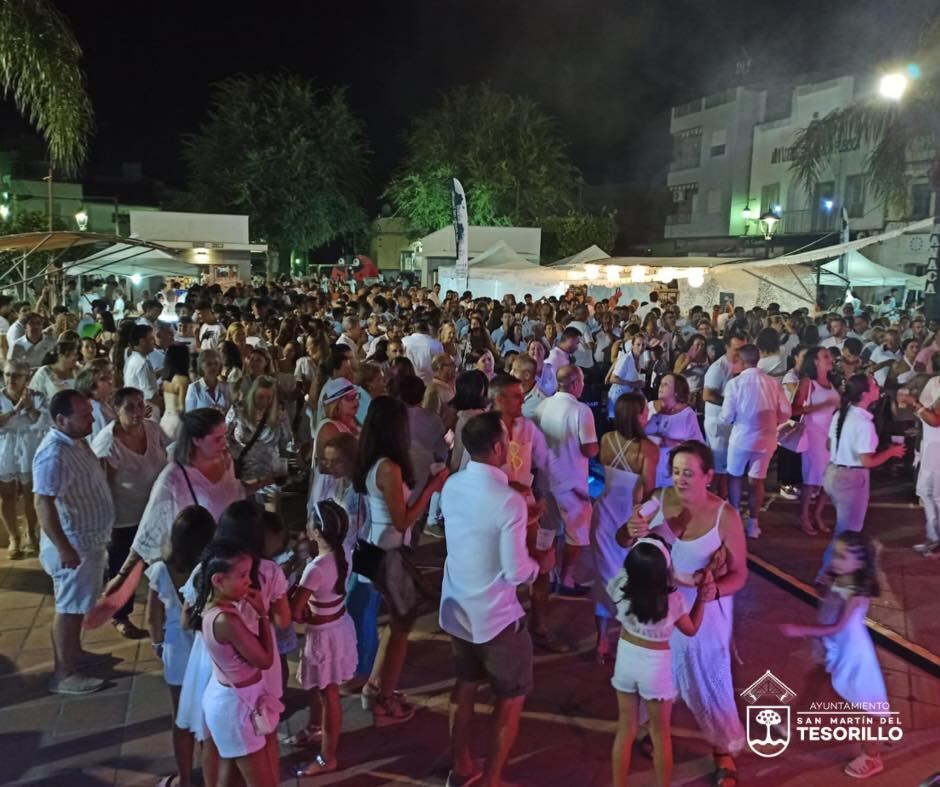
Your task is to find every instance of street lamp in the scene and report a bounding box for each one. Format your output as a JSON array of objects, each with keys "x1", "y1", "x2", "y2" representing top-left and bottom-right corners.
[
  {"x1": 759, "y1": 210, "x2": 780, "y2": 258},
  {"x1": 0, "y1": 204, "x2": 9, "y2": 221},
  {"x1": 879, "y1": 72, "x2": 908, "y2": 101},
  {"x1": 74, "y1": 207, "x2": 88, "y2": 231}
]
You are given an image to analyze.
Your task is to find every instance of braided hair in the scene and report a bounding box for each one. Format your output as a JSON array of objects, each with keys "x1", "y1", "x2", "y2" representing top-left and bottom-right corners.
[
  {"x1": 835, "y1": 374, "x2": 871, "y2": 449},
  {"x1": 188, "y1": 539, "x2": 249, "y2": 631},
  {"x1": 310, "y1": 499, "x2": 350, "y2": 596}
]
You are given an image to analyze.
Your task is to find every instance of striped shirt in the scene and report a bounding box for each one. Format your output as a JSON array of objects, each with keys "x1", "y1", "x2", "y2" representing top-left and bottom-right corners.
[{"x1": 32, "y1": 429, "x2": 114, "y2": 551}]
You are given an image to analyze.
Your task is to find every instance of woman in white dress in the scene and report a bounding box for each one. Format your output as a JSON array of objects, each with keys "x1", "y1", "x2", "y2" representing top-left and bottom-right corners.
[
  {"x1": 526, "y1": 339, "x2": 554, "y2": 396},
  {"x1": 159, "y1": 345, "x2": 190, "y2": 442},
  {"x1": 92, "y1": 387, "x2": 169, "y2": 638},
  {"x1": 620, "y1": 440, "x2": 748, "y2": 785},
  {"x1": 185, "y1": 349, "x2": 231, "y2": 414},
  {"x1": 309, "y1": 378, "x2": 361, "y2": 516},
  {"x1": 591, "y1": 391, "x2": 658, "y2": 663},
  {"x1": 28, "y1": 339, "x2": 78, "y2": 401},
  {"x1": 673, "y1": 333, "x2": 708, "y2": 409},
  {"x1": 792, "y1": 348, "x2": 841, "y2": 536},
  {"x1": 645, "y1": 373, "x2": 704, "y2": 488},
  {"x1": 607, "y1": 333, "x2": 648, "y2": 419},
  {"x1": 0, "y1": 361, "x2": 44, "y2": 558}
]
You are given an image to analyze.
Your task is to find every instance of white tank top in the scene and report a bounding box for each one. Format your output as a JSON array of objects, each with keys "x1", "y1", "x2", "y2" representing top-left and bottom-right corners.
[{"x1": 366, "y1": 458, "x2": 411, "y2": 549}]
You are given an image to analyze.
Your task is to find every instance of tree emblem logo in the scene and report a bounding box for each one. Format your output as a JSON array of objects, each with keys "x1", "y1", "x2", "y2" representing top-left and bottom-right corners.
[{"x1": 740, "y1": 670, "x2": 796, "y2": 758}]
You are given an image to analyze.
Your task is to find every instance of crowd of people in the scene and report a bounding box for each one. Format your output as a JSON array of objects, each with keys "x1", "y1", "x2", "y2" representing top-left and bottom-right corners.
[{"x1": 0, "y1": 275, "x2": 931, "y2": 786}]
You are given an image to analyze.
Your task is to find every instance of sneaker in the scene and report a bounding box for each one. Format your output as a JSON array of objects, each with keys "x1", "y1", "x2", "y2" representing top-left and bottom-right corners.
[
  {"x1": 843, "y1": 753, "x2": 884, "y2": 779},
  {"x1": 373, "y1": 694, "x2": 416, "y2": 727},
  {"x1": 424, "y1": 522, "x2": 445, "y2": 539},
  {"x1": 746, "y1": 519, "x2": 762, "y2": 539},
  {"x1": 913, "y1": 541, "x2": 940, "y2": 555},
  {"x1": 49, "y1": 673, "x2": 104, "y2": 695},
  {"x1": 112, "y1": 619, "x2": 149, "y2": 640}
]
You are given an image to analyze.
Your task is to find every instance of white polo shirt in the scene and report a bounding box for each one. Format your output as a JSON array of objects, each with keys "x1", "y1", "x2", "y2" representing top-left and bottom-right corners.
[
  {"x1": 124, "y1": 351, "x2": 158, "y2": 400},
  {"x1": 720, "y1": 366, "x2": 791, "y2": 454},
  {"x1": 534, "y1": 391, "x2": 597, "y2": 494},
  {"x1": 402, "y1": 332, "x2": 443, "y2": 384},
  {"x1": 828, "y1": 405, "x2": 877, "y2": 467}
]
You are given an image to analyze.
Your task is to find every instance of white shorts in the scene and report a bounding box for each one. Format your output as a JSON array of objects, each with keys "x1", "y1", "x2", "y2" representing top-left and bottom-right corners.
[
  {"x1": 545, "y1": 489, "x2": 592, "y2": 547},
  {"x1": 726, "y1": 447, "x2": 772, "y2": 480},
  {"x1": 39, "y1": 541, "x2": 107, "y2": 615},
  {"x1": 610, "y1": 637, "x2": 675, "y2": 701},
  {"x1": 704, "y1": 420, "x2": 731, "y2": 474}
]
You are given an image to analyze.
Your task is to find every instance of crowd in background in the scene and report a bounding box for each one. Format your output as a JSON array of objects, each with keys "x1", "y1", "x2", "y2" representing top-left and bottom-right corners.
[{"x1": 0, "y1": 273, "x2": 931, "y2": 786}]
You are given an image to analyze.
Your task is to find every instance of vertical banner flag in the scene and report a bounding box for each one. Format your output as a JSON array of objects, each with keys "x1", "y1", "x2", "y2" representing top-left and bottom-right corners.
[
  {"x1": 927, "y1": 206, "x2": 940, "y2": 321},
  {"x1": 452, "y1": 178, "x2": 469, "y2": 290}
]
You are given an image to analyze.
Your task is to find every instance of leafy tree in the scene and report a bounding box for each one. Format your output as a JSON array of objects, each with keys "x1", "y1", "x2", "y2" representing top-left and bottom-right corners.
[
  {"x1": 386, "y1": 85, "x2": 579, "y2": 236},
  {"x1": 789, "y1": 18, "x2": 939, "y2": 211},
  {"x1": 540, "y1": 211, "x2": 618, "y2": 260},
  {"x1": 183, "y1": 75, "x2": 371, "y2": 273},
  {"x1": 0, "y1": 0, "x2": 94, "y2": 174}
]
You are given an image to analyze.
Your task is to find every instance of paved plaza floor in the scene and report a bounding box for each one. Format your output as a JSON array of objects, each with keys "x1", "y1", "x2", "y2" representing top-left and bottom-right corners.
[{"x1": 2, "y1": 507, "x2": 939, "y2": 786}]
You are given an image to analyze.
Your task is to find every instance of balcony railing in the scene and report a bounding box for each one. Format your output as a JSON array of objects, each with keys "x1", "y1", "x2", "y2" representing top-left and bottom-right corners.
[{"x1": 778, "y1": 209, "x2": 839, "y2": 235}]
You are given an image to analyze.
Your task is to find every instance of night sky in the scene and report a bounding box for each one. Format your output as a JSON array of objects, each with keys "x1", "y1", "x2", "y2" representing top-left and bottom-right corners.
[{"x1": 15, "y1": 1, "x2": 940, "y2": 203}]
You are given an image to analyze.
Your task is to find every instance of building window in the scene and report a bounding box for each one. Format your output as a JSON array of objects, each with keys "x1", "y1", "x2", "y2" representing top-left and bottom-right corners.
[
  {"x1": 707, "y1": 189, "x2": 722, "y2": 214},
  {"x1": 710, "y1": 129, "x2": 727, "y2": 157},
  {"x1": 666, "y1": 183, "x2": 699, "y2": 224},
  {"x1": 912, "y1": 183, "x2": 932, "y2": 219},
  {"x1": 844, "y1": 175, "x2": 865, "y2": 218},
  {"x1": 760, "y1": 183, "x2": 780, "y2": 214},
  {"x1": 671, "y1": 127, "x2": 702, "y2": 170}
]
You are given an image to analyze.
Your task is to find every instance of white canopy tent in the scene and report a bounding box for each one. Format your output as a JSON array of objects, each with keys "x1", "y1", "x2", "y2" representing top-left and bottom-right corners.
[
  {"x1": 62, "y1": 242, "x2": 200, "y2": 279},
  {"x1": 815, "y1": 251, "x2": 925, "y2": 290}
]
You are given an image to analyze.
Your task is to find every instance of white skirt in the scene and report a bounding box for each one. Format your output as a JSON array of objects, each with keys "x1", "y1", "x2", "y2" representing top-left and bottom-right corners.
[
  {"x1": 163, "y1": 627, "x2": 195, "y2": 687},
  {"x1": 203, "y1": 676, "x2": 282, "y2": 759},
  {"x1": 297, "y1": 615, "x2": 358, "y2": 690},
  {"x1": 176, "y1": 633, "x2": 212, "y2": 741}
]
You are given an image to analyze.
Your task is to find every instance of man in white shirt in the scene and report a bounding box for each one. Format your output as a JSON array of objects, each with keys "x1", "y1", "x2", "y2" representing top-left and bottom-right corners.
[
  {"x1": 123, "y1": 324, "x2": 160, "y2": 410},
  {"x1": 820, "y1": 316, "x2": 848, "y2": 351},
  {"x1": 147, "y1": 323, "x2": 174, "y2": 378},
  {"x1": 702, "y1": 332, "x2": 746, "y2": 498},
  {"x1": 440, "y1": 411, "x2": 540, "y2": 787},
  {"x1": 336, "y1": 315, "x2": 363, "y2": 359},
  {"x1": 10, "y1": 313, "x2": 56, "y2": 371},
  {"x1": 402, "y1": 319, "x2": 443, "y2": 384},
  {"x1": 721, "y1": 344, "x2": 791, "y2": 538},
  {"x1": 534, "y1": 364, "x2": 598, "y2": 593},
  {"x1": 636, "y1": 290, "x2": 660, "y2": 323},
  {"x1": 544, "y1": 326, "x2": 582, "y2": 397},
  {"x1": 196, "y1": 301, "x2": 224, "y2": 350},
  {"x1": 566, "y1": 305, "x2": 595, "y2": 375},
  {"x1": 0, "y1": 295, "x2": 13, "y2": 359},
  {"x1": 135, "y1": 299, "x2": 162, "y2": 328},
  {"x1": 511, "y1": 354, "x2": 546, "y2": 419},
  {"x1": 6, "y1": 302, "x2": 32, "y2": 359},
  {"x1": 870, "y1": 329, "x2": 901, "y2": 386}
]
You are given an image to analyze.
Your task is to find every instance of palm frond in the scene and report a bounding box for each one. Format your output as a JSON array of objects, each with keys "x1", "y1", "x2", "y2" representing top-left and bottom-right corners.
[{"x1": 0, "y1": 0, "x2": 93, "y2": 174}]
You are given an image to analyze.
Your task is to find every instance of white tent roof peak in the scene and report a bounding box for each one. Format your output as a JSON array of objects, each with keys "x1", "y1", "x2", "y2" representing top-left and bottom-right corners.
[
  {"x1": 469, "y1": 240, "x2": 536, "y2": 270},
  {"x1": 818, "y1": 251, "x2": 925, "y2": 290},
  {"x1": 548, "y1": 244, "x2": 610, "y2": 268}
]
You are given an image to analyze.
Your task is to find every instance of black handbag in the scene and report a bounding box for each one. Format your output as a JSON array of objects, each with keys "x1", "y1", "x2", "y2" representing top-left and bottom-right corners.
[{"x1": 352, "y1": 538, "x2": 385, "y2": 580}]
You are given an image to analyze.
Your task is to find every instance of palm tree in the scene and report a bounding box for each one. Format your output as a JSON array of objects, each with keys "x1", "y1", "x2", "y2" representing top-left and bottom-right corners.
[
  {"x1": 0, "y1": 0, "x2": 93, "y2": 175},
  {"x1": 789, "y1": 15, "x2": 939, "y2": 214}
]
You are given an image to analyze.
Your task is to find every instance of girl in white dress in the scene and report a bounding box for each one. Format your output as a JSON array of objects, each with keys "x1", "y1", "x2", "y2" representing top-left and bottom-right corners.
[
  {"x1": 0, "y1": 361, "x2": 44, "y2": 558},
  {"x1": 792, "y1": 348, "x2": 841, "y2": 535},
  {"x1": 782, "y1": 532, "x2": 889, "y2": 779},
  {"x1": 607, "y1": 536, "x2": 713, "y2": 787},
  {"x1": 591, "y1": 392, "x2": 658, "y2": 663},
  {"x1": 622, "y1": 441, "x2": 749, "y2": 785},
  {"x1": 645, "y1": 374, "x2": 703, "y2": 488},
  {"x1": 290, "y1": 500, "x2": 358, "y2": 776},
  {"x1": 145, "y1": 505, "x2": 215, "y2": 787}
]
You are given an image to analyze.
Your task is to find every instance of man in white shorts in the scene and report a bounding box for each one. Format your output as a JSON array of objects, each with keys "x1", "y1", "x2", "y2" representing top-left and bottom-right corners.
[
  {"x1": 702, "y1": 332, "x2": 746, "y2": 498},
  {"x1": 534, "y1": 365, "x2": 599, "y2": 593},
  {"x1": 720, "y1": 344, "x2": 791, "y2": 538},
  {"x1": 34, "y1": 390, "x2": 115, "y2": 695}
]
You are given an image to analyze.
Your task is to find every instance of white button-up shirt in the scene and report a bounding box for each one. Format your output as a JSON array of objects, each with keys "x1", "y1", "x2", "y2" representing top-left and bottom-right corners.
[
  {"x1": 439, "y1": 462, "x2": 539, "y2": 643},
  {"x1": 402, "y1": 332, "x2": 443, "y2": 384},
  {"x1": 720, "y1": 366, "x2": 791, "y2": 454},
  {"x1": 703, "y1": 355, "x2": 734, "y2": 424},
  {"x1": 534, "y1": 391, "x2": 597, "y2": 494},
  {"x1": 10, "y1": 334, "x2": 55, "y2": 370},
  {"x1": 870, "y1": 345, "x2": 900, "y2": 387},
  {"x1": 828, "y1": 405, "x2": 877, "y2": 466},
  {"x1": 124, "y1": 352, "x2": 158, "y2": 400},
  {"x1": 32, "y1": 429, "x2": 115, "y2": 551}
]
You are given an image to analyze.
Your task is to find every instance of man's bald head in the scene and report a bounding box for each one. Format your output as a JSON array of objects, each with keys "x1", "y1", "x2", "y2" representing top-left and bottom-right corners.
[{"x1": 555, "y1": 364, "x2": 583, "y2": 394}]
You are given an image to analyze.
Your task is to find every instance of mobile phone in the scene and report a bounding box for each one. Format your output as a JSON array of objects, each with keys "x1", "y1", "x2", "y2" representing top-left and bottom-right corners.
[{"x1": 638, "y1": 498, "x2": 660, "y2": 520}]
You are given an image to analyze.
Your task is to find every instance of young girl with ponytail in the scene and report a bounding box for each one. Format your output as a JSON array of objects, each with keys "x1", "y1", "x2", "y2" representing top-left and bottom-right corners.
[
  {"x1": 190, "y1": 539, "x2": 281, "y2": 787},
  {"x1": 819, "y1": 374, "x2": 905, "y2": 581},
  {"x1": 289, "y1": 500, "x2": 358, "y2": 776}
]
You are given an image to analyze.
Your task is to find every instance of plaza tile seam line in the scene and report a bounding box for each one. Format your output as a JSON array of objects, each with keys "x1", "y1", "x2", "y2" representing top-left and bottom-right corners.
[{"x1": 746, "y1": 553, "x2": 940, "y2": 679}]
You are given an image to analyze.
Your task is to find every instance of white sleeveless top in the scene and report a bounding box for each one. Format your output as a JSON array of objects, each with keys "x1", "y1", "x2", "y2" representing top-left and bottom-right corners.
[
  {"x1": 366, "y1": 458, "x2": 411, "y2": 549},
  {"x1": 651, "y1": 491, "x2": 725, "y2": 582}
]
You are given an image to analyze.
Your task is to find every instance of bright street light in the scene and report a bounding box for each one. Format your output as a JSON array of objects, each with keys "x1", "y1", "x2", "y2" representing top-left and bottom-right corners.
[
  {"x1": 74, "y1": 208, "x2": 89, "y2": 230},
  {"x1": 0, "y1": 205, "x2": 9, "y2": 221},
  {"x1": 879, "y1": 73, "x2": 908, "y2": 101}
]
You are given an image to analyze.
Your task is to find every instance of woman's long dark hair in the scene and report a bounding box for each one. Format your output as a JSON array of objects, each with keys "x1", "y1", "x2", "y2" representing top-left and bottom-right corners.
[
  {"x1": 215, "y1": 499, "x2": 265, "y2": 589},
  {"x1": 452, "y1": 369, "x2": 488, "y2": 412},
  {"x1": 311, "y1": 499, "x2": 350, "y2": 595},
  {"x1": 799, "y1": 346, "x2": 827, "y2": 381},
  {"x1": 189, "y1": 539, "x2": 249, "y2": 631},
  {"x1": 835, "y1": 531, "x2": 881, "y2": 598},
  {"x1": 621, "y1": 534, "x2": 675, "y2": 624},
  {"x1": 166, "y1": 505, "x2": 215, "y2": 575},
  {"x1": 173, "y1": 407, "x2": 226, "y2": 465},
  {"x1": 835, "y1": 374, "x2": 871, "y2": 448},
  {"x1": 614, "y1": 392, "x2": 647, "y2": 440},
  {"x1": 163, "y1": 344, "x2": 191, "y2": 381},
  {"x1": 353, "y1": 395, "x2": 415, "y2": 493}
]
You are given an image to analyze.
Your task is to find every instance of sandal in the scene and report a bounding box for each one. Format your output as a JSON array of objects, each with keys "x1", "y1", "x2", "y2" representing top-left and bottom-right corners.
[
  {"x1": 296, "y1": 754, "x2": 337, "y2": 776},
  {"x1": 844, "y1": 753, "x2": 883, "y2": 779},
  {"x1": 112, "y1": 619, "x2": 148, "y2": 640},
  {"x1": 283, "y1": 723, "x2": 322, "y2": 747}
]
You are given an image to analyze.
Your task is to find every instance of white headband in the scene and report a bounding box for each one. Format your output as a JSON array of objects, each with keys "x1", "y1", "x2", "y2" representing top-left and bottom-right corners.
[{"x1": 635, "y1": 537, "x2": 671, "y2": 568}]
